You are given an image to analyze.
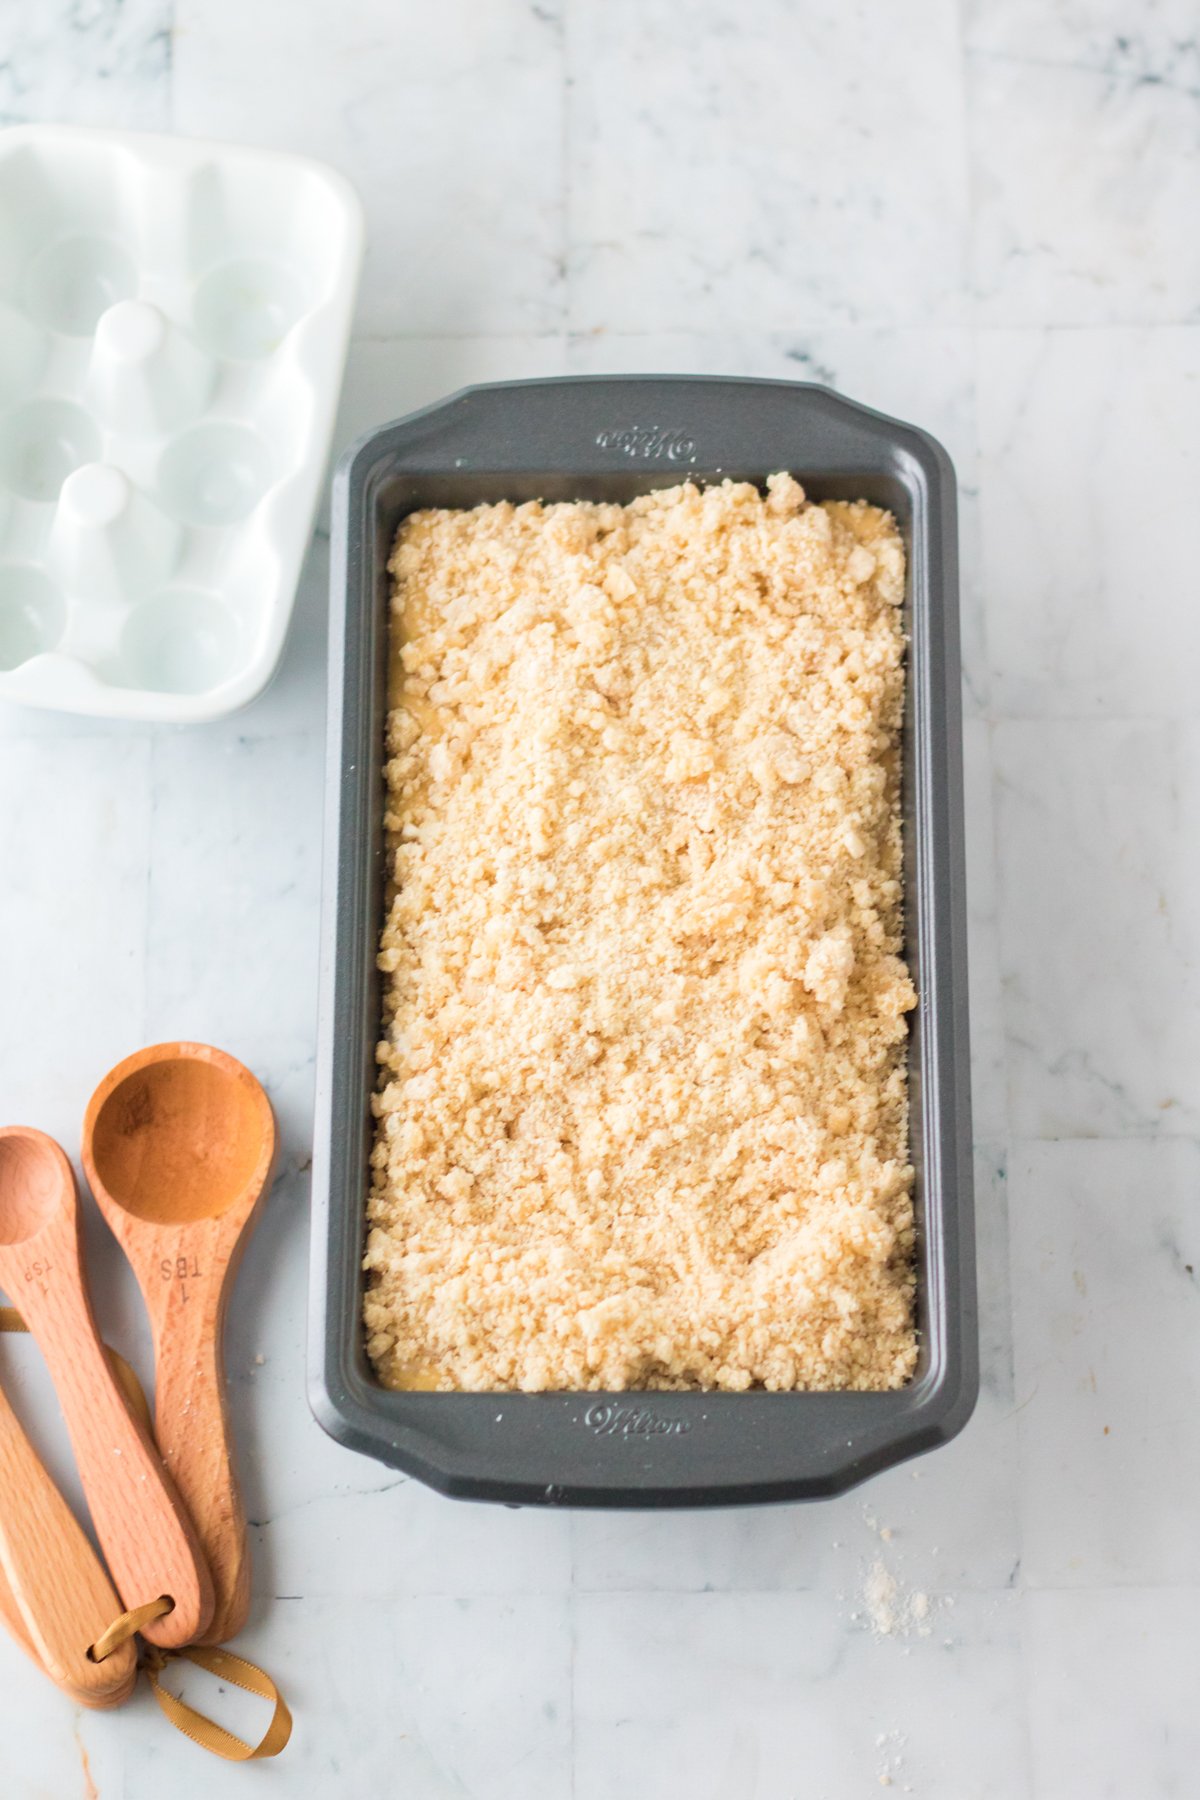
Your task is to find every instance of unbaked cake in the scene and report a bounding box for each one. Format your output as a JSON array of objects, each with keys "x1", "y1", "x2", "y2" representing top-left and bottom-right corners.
[{"x1": 364, "y1": 473, "x2": 917, "y2": 1393}]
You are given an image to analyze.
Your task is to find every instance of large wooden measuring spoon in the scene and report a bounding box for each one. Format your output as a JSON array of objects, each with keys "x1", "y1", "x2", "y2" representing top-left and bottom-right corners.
[
  {"x1": 0, "y1": 1373, "x2": 137, "y2": 1707},
  {"x1": 82, "y1": 1043, "x2": 276, "y2": 1645},
  {"x1": 0, "y1": 1129, "x2": 212, "y2": 1649}
]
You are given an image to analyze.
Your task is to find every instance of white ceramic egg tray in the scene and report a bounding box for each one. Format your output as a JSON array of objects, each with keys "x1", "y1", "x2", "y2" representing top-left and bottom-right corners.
[{"x1": 0, "y1": 125, "x2": 364, "y2": 721}]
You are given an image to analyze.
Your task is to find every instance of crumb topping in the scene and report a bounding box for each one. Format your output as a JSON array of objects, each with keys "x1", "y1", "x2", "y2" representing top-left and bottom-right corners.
[{"x1": 366, "y1": 473, "x2": 917, "y2": 1392}]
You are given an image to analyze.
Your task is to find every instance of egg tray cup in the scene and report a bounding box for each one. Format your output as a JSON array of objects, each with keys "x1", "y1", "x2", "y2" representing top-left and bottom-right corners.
[{"x1": 0, "y1": 124, "x2": 364, "y2": 722}]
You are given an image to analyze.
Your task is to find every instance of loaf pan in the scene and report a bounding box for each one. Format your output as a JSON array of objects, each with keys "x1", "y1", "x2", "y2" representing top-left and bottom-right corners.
[{"x1": 311, "y1": 375, "x2": 977, "y2": 1507}]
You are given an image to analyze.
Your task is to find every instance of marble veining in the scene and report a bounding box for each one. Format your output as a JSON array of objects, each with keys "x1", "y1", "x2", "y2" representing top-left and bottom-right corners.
[
  {"x1": 0, "y1": 1, "x2": 1197, "y2": 1795},
  {"x1": 0, "y1": 0, "x2": 170, "y2": 133}
]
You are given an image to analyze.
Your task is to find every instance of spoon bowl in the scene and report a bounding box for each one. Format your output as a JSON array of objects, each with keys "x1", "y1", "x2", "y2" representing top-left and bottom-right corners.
[
  {"x1": 83, "y1": 1043, "x2": 276, "y2": 1644},
  {"x1": 0, "y1": 1131, "x2": 63, "y2": 1244},
  {"x1": 88, "y1": 1052, "x2": 268, "y2": 1226}
]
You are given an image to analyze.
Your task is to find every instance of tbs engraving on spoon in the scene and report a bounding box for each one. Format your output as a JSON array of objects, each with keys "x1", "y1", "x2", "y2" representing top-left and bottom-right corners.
[
  {"x1": 161, "y1": 1255, "x2": 202, "y2": 1302},
  {"x1": 83, "y1": 1042, "x2": 277, "y2": 1645},
  {"x1": 0, "y1": 1127, "x2": 212, "y2": 1648}
]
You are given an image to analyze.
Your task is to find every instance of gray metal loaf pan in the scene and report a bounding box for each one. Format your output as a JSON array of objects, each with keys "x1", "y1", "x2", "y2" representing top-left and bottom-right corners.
[{"x1": 310, "y1": 374, "x2": 977, "y2": 1507}]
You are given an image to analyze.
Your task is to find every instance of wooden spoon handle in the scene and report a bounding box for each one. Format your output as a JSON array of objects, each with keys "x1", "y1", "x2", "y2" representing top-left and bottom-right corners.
[
  {"x1": 39, "y1": 1275, "x2": 213, "y2": 1649},
  {"x1": 0, "y1": 1567, "x2": 134, "y2": 1710},
  {"x1": 3, "y1": 1203, "x2": 215, "y2": 1649},
  {"x1": 153, "y1": 1319, "x2": 249, "y2": 1645},
  {"x1": 0, "y1": 1387, "x2": 137, "y2": 1705},
  {"x1": 0, "y1": 1551, "x2": 37, "y2": 1660},
  {"x1": 0, "y1": 1567, "x2": 123, "y2": 1709}
]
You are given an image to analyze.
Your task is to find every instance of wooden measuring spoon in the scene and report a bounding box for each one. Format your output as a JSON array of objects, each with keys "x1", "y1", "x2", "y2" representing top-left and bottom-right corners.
[
  {"x1": 0, "y1": 1128, "x2": 212, "y2": 1649},
  {"x1": 0, "y1": 1374, "x2": 137, "y2": 1707},
  {"x1": 82, "y1": 1044, "x2": 277, "y2": 1645}
]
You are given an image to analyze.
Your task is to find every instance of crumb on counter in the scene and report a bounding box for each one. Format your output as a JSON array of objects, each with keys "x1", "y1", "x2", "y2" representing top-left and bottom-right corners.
[{"x1": 365, "y1": 473, "x2": 916, "y2": 1393}]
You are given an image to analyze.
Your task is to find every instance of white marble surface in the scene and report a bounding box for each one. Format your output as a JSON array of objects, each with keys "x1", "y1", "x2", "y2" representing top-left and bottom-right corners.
[{"x1": 0, "y1": 2, "x2": 1197, "y2": 1794}]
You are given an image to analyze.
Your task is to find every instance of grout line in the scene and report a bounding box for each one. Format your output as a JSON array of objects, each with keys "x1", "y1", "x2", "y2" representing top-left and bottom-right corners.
[
  {"x1": 965, "y1": 41, "x2": 1200, "y2": 100},
  {"x1": 165, "y1": 0, "x2": 177, "y2": 135},
  {"x1": 568, "y1": 1584, "x2": 578, "y2": 1800},
  {"x1": 955, "y1": 0, "x2": 983, "y2": 319},
  {"x1": 1001, "y1": 1120, "x2": 1038, "y2": 1785},
  {"x1": 141, "y1": 730, "x2": 156, "y2": 1046},
  {"x1": 344, "y1": 321, "x2": 1200, "y2": 346},
  {"x1": 998, "y1": 1131, "x2": 1200, "y2": 1145},
  {"x1": 1014, "y1": 1581, "x2": 1040, "y2": 1794},
  {"x1": 983, "y1": 720, "x2": 1011, "y2": 1135},
  {"x1": 560, "y1": 0, "x2": 574, "y2": 347},
  {"x1": 561, "y1": 1577, "x2": 1200, "y2": 1598}
]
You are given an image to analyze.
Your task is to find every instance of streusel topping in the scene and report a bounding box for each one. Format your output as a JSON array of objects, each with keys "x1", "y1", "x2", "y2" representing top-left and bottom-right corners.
[{"x1": 366, "y1": 474, "x2": 916, "y2": 1392}]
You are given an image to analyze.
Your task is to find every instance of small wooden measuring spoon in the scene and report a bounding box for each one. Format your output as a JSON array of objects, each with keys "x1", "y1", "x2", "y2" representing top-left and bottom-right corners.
[
  {"x1": 0, "y1": 1128, "x2": 212, "y2": 1649},
  {"x1": 83, "y1": 1043, "x2": 277, "y2": 1645},
  {"x1": 0, "y1": 1372, "x2": 137, "y2": 1707}
]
